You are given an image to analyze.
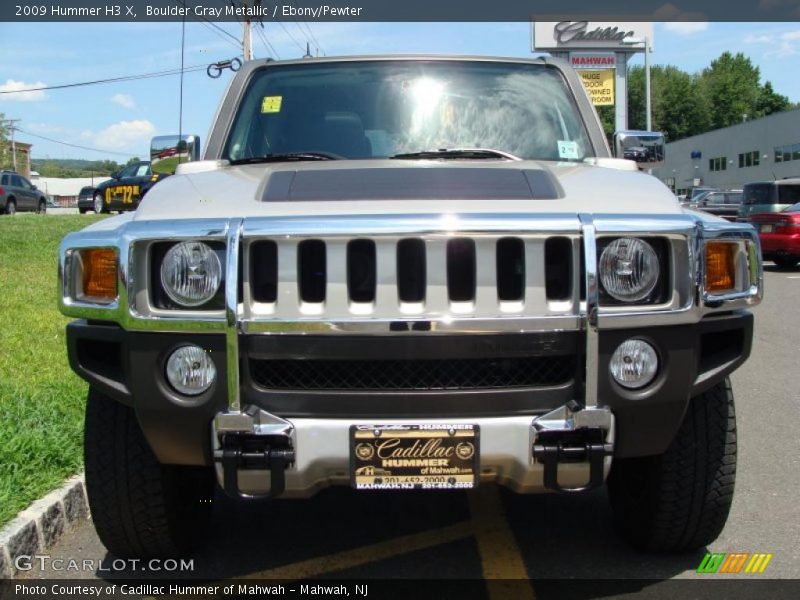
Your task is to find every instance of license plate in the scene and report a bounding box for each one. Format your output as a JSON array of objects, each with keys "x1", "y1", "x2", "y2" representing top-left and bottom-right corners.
[
  {"x1": 761, "y1": 224, "x2": 774, "y2": 233},
  {"x1": 351, "y1": 424, "x2": 479, "y2": 490}
]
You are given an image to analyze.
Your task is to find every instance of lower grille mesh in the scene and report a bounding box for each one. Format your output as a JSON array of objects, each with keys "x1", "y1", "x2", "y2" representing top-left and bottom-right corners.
[{"x1": 249, "y1": 356, "x2": 575, "y2": 391}]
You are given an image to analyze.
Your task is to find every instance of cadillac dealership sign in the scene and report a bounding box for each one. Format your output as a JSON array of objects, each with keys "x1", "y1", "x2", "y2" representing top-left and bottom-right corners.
[{"x1": 533, "y1": 21, "x2": 654, "y2": 51}]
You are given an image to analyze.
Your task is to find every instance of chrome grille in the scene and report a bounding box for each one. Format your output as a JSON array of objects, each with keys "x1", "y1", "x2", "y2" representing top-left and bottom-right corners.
[{"x1": 245, "y1": 234, "x2": 581, "y2": 320}]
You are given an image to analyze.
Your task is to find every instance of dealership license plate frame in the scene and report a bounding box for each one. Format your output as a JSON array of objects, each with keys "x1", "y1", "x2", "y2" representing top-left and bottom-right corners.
[{"x1": 350, "y1": 424, "x2": 479, "y2": 490}]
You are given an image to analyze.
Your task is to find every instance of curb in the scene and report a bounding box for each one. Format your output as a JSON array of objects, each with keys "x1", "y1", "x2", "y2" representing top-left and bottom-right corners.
[{"x1": 0, "y1": 474, "x2": 89, "y2": 578}]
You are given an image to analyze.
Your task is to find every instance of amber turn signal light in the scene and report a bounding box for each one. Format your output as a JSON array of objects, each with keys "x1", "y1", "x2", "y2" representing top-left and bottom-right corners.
[
  {"x1": 705, "y1": 242, "x2": 737, "y2": 293},
  {"x1": 80, "y1": 248, "x2": 118, "y2": 302}
]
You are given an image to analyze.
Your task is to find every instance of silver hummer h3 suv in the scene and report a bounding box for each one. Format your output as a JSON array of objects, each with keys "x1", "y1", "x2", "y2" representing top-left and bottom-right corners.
[{"x1": 59, "y1": 56, "x2": 762, "y2": 558}]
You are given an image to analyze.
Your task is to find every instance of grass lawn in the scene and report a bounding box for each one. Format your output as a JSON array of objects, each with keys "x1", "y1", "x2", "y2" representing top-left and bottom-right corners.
[{"x1": 0, "y1": 214, "x2": 107, "y2": 527}]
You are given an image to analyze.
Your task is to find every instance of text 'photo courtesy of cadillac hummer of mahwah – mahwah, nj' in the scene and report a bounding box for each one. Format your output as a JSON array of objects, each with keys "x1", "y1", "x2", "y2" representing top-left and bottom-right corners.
[{"x1": 57, "y1": 54, "x2": 762, "y2": 559}]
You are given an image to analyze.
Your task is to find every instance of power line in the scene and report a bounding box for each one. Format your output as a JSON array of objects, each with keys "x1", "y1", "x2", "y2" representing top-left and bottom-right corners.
[
  {"x1": 255, "y1": 23, "x2": 280, "y2": 59},
  {"x1": 277, "y1": 20, "x2": 307, "y2": 54},
  {"x1": 16, "y1": 128, "x2": 140, "y2": 157},
  {"x1": 0, "y1": 64, "x2": 208, "y2": 95}
]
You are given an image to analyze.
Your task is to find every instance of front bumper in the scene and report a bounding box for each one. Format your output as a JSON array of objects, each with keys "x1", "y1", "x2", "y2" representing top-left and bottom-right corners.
[{"x1": 67, "y1": 311, "x2": 752, "y2": 495}]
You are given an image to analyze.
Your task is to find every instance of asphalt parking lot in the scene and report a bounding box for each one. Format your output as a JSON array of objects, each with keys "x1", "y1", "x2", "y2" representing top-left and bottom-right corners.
[{"x1": 18, "y1": 266, "x2": 800, "y2": 595}]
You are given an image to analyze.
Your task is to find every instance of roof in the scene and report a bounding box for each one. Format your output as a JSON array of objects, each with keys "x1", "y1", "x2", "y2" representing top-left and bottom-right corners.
[
  {"x1": 745, "y1": 178, "x2": 800, "y2": 186},
  {"x1": 31, "y1": 176, "x2": 110, "y2": 196}
]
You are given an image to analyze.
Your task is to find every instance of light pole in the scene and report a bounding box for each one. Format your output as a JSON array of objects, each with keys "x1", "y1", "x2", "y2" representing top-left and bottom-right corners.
[{"x1": 622, "y1": 37, "x2": 652, "y2": 131}]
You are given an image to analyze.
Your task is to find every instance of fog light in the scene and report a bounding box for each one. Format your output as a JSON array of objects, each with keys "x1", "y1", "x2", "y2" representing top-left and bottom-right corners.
[
  {"x1": 165, "y1": 345, "x2": 216, "y2": 396},
  {"x1": 609, "y1": 339, "x2": 658, "y2": 389}
]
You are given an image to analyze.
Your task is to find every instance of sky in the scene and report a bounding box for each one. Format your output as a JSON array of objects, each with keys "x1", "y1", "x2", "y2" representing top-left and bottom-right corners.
[{"x1": 1, "y1": 21, "x2": 799, "y2": 161}]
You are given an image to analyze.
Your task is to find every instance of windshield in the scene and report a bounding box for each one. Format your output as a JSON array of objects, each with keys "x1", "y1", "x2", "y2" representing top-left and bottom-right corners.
[
  {"x1": 223, "y1": 60, "x2": 594, "y2": 162},
  {"x1": 743, "y1": 183, "x2": 774, "y2": 205},
  {"x1": 778, "y1": 184, "x2": 800, "y2": 204}
]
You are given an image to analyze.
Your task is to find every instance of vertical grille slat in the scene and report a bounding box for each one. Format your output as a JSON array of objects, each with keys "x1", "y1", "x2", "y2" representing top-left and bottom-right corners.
[
  {"x1": 545, "y1": 237, "x2": 573, "y2": 302},
  {"x1": 496, "y1": 237, "x2": 525, "y2": 302},
  {"x1": 397, "y1": 238, "x2": 426, "y2": 304},
  {"x1": 325, "y1": 240, "x2": 349, "y2": 314},
  {"x1": 347, "y1": 239, "x2": 377, "y2": 304},
  {"x1": 298, "y1": 239, "x2": 327, "y2": 304},
  {"x1": 425, "y1": 239, "x2": 449, "y2": 312},
  {"x1": 275, "y1": 240, "x2": 299, "y2": 314},
  {"x1": 251, "y1": 240, "x2": 278, "y2": 303},
  {"x1": 474, "y1": 238, "x2": 498, "y2": 313},
  {"x1": 446, "y1": 238, "x2": 476, "y2": 302}
]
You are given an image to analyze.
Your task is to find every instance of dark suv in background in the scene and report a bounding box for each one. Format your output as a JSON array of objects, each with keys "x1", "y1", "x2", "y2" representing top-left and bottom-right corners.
[
  {"x1": 0, "y1": 171, "x2": 48, "y2": 215},
  {"x1": 77, "y1": 186, "x2": 96, "y2": 214}
]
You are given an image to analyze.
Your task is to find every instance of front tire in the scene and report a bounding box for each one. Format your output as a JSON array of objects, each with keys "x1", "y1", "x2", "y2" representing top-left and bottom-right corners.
[
  {"x1": 94, "y1": 192, "x2": 105, "y2": 214},
  {"x1": 84, "y1": 388, "x2": 214, "y2": 558},
  {"x1": 608, "y1": 379, "x2": 736, "y2": 552},
  {"x1": 37, "y1": 199, "x2": 46, "y2": 214}
]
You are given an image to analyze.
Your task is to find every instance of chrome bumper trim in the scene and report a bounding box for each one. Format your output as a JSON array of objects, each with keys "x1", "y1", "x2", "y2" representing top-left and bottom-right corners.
[
  {"x1": 579, "y1": 214, "x2": 599, "y2": 408},
  {"x1": 225, "y1": 218, "x2": 243, "y2": 412},
  {"x1": 211, "y1": 412, "x2": 615, "y2": 497}
]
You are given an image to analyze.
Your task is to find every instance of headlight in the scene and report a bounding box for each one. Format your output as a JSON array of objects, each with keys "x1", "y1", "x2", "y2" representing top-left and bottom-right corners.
[
  {"x1": 160, "y1": 241, "x2": 222, "y2": 307},
  {"x1": 599, "y1": 238, "x2": 659, "y2": 302}
]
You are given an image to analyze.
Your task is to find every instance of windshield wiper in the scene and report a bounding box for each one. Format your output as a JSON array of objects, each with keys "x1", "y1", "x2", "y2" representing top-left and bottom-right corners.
[
  {"x1": 229, "y1": 152, "x2": 341, "y2": 165},
  {"x1": 390, "y1": 148, "x2": 522, "y2": 161}
]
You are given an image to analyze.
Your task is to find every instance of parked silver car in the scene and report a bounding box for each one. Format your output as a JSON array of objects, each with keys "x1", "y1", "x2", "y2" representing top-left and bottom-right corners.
[{"x1": 0, "y1": 171, "x2": 48, "y2": 215}]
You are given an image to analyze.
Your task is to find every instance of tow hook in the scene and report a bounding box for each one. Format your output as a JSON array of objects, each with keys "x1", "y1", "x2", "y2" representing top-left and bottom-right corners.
[
  {"x1": 532, "y1": 404, "x2": 614, "y2": 493},
  {"x1": 214, "y1": 434, "x2": 295, "y2": 499}
]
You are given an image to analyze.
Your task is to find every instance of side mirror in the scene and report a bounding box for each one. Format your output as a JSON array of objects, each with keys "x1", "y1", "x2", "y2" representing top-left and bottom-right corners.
[
  {"x1": 150, "y1": 134, "x2": 200, "y2": 175},
  {"x1": 614, "y1": 130, "x2": 665, "y2": 170},
  {"x1": 111, "y1": 171, "x2": 120, "y2": 179},
  {"x1": 31, "y1": 184, "x2": 37, "y2": 190}
]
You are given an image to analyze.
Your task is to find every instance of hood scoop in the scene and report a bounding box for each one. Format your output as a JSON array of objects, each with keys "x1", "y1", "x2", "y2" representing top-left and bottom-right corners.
[{"x1": 261, "y1": 167, "x2": 563, "y2": 202}]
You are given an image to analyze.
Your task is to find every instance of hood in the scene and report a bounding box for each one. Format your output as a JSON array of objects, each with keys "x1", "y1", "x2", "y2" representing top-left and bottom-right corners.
[{"x1": 134, "y1": 159, "x2": 681, "y2": 221}]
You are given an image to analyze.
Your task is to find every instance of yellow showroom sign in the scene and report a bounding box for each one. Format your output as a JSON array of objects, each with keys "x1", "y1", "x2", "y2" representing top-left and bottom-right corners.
[{"x1": 578, "y1": 69, "x2": 615, "y2": 106}]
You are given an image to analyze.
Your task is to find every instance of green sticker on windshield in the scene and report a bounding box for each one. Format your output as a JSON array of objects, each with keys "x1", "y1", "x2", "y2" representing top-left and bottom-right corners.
[{"x1": 261, "y1": 96, "x2": 282, "y2": 113}]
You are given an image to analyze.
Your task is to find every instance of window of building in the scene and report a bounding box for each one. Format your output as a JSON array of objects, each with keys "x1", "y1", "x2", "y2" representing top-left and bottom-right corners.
[
  {"x1": 709, "y1": 156, "x2": 727, "y2": 172},
  {"x1": 774, "y1": 143, "x2": 800, "y2": 164},
  {"x1": 738, "y1": 150, "x2": 760, "y2": 168}
]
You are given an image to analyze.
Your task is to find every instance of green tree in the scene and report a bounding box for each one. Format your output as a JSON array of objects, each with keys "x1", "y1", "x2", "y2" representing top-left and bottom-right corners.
[
  {"x1": 700, "y1": 52, "x2": 762, "y2": 129},
  {"x1": 755, "y1": 81, "x2": 791, "y2": 118},
  {"x1": 627, "y1": 65, "x2": 710, "y2": 142},
  {"x1": 125, "y1": 156, "x2": 141, "y2": 167},
  {"x1": 0, "y1": 114, "x2": 14, "y2": 171}
]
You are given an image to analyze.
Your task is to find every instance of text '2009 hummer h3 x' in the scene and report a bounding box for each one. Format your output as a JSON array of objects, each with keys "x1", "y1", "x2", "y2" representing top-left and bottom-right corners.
[{"x1": 59, "y1": 56, "x2": 763, "y2": 558}]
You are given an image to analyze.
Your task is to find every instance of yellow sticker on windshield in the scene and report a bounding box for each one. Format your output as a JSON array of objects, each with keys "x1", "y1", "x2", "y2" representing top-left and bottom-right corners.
[{"x1": 261, "y1": 96, "x2": 282, "y2": 113}]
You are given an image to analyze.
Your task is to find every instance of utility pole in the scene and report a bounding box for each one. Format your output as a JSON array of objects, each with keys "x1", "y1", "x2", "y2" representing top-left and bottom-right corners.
[
  {"x1": 242, "y1": 1, "x2": 252, "y2": 61},
  {"x1": 1, "y1": 118, "x2": 21, "y2": 171}
]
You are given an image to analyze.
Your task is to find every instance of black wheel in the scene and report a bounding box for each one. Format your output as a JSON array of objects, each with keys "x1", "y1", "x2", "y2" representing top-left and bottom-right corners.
[
  {"x1": 4, "y1": 199, "x2": 15, "y2": 215},
  {"x1": 773, "y1": 257, "x2": 799, "y2": 270},
  {"x1": 94, "y1": 192, "x2": 105, "y2": 214},
  {"x1": 84, "y1": 388, "x2": 214, "y2": 558},
  {"x1": 608, "y1": 378, "x2": 736, "y2": 552},
  {"x1": 79, "y1": 208, "x2": 87, "y2": 214},
  {"x1": 37, "y1": 199, "x2": 46, "y2": 214}
]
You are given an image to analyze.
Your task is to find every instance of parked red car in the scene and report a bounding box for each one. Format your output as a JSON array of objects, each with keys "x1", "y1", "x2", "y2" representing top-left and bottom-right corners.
[{"x1": 748, "y1": 202, "x2": 800, "y2": 269}]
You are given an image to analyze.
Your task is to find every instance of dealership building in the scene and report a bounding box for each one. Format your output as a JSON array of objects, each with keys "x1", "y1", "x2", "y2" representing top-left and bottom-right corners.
[{"x1": 653, "y1": 107, "x2": 800, "y2": 195}]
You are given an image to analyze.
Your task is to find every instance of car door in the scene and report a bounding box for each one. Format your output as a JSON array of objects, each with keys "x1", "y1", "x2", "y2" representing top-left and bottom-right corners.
[
  {"x1": 11, "y1": 175, "x2": 35, "y2": 210},
  {"x1": 104, "y1": 164, "x2": 138, "y2": 211},
  {"x1": 701, "y1": 192, "x2": 724, "y2": 216},
  {"x1": 128, "y1": 163, "x2": 153, "y2": 209}
]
